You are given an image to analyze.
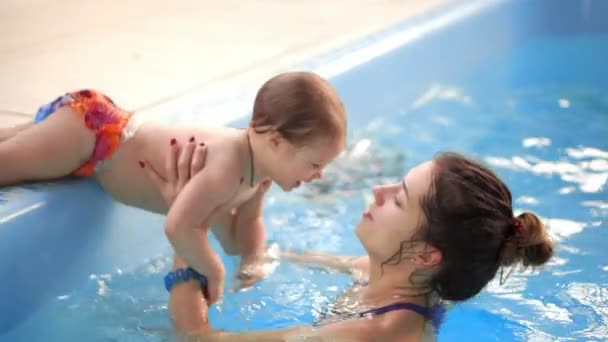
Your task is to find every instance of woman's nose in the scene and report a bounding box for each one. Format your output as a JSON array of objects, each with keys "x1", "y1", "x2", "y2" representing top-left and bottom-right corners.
[
  {"x1": 373, "y1": 187, "x2": 385, "y2": 205},
  {"x1": 307, "y1": 170, "x2": 323, "y2": 182}
]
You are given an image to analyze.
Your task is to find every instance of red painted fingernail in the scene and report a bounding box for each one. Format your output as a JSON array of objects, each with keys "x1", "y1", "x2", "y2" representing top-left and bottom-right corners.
[
  {"x1": 138, "y1": 160, "x2": 145, "y2": 168},
  {"x1": 189, "y1": 136, "x2": 195, "y2": 143},
  {"x1": 170, "y1": 138, "x2": 176, "y2": 146},
  {"x1": 199, "y1": 142, "x2": 205, "y2": 146}
]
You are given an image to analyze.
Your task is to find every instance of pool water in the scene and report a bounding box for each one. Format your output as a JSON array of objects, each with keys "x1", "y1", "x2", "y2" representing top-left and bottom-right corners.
[{"x1": 4, "y1": 35, "x2": 607, "y2": 342}]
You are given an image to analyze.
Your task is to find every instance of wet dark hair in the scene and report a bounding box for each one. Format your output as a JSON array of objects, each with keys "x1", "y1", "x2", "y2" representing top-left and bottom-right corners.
[
  {"x1": 250, "y1": 71, "x2": 347, "y2": 146},
  {"x1": 385, "y1": 152, "x2": 554, "y2": 302}
]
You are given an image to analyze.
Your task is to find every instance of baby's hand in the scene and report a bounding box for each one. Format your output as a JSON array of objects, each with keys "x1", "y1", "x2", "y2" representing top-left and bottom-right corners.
[
  {"x1": 235, "y1": 262, "x2": 267, "y2": 290},
  {"x1": 206, "y1": 271, "x2": 226, "y2": 305},
  {"x1": 235, "y1": 243, "x2": 280, "y2": 291}
]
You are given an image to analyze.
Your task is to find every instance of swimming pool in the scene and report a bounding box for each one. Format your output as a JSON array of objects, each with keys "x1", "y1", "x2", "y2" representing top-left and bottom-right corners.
[{"x1": 1, "y1": 0, "x2": 607, "y2": 340}]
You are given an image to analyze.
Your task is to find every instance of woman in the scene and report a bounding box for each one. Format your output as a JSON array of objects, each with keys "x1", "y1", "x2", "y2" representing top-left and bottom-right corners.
[{"x1": 145, "y1": 142, "x2": 554, "y2": 341}]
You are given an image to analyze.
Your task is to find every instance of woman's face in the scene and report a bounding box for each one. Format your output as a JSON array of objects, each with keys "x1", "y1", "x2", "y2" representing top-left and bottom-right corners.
[{"x1": 355, "y1": 160, "x2": 434, "y2": 262}]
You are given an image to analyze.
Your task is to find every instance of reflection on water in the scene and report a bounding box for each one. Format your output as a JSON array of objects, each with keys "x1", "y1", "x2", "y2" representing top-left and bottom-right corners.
[
  {"x1": 566, "y1": 283, "x2": 608, "y2": 339},
  {"x1": 485, "y1": 150, "x2": 607, "y2": 193},
  {"x1": 515, "y1": 195, "x2": 539, "y2": 205},
  {"x1": 411, "y1": 84, "x2": 474, "y2": 109},
  {"x1": 522, "y1": 137, "x2": 551, "y2": 148},
  {"x1": 299, "y1": 138, "x2": 406, "y2": 203}
]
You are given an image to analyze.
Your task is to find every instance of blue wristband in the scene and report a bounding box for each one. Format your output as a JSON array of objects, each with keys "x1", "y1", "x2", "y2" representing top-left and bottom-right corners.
[{"x1": 164, "y1": 267, "x2": 208, "y2": 293}]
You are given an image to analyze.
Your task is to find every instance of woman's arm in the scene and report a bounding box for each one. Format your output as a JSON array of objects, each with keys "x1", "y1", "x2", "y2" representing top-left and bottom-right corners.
[
  {"x1": 168, "y1": 256, "x2": 213, "y2": 336},
  {"x1": 169, "y1": 253, "x2": 423, "y2": 342},
  {"x1": 168, "y1": 255, "x2": 312, "y2": 341},
  {"x1": 168, "y1": 255, "x2": 369, "y2": 341},
  {"x1": 282, "y1": 251, "x2": 369, "y2": 280}
]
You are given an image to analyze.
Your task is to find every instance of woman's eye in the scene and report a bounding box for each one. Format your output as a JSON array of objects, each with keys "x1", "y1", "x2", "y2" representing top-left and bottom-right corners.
[{"x1": 394, "y1": 196, "x2": 402, "y2": 208}]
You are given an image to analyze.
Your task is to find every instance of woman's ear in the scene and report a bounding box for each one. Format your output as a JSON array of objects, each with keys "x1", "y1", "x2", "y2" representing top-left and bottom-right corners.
[{"x1": 413, "y1": 245, "x2": 442, "y2": 268}]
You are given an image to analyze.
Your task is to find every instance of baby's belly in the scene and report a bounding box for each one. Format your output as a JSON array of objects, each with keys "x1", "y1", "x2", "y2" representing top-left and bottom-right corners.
[
  {"x1": 210, "y1": 214, "x2": 239, "y2": 255},
  {"x1": 96, "y1": 169, "x2": 168, "y2": 214},
  {"x1": 95, "y1": 139, "x2": 169, "y2": 214},
  {"x1": 98, "y1": 163, "x2": 238, "y2": 254},
  {"x1": 95, "y1": 122, "x2": 206, "y2": 213},
  {"x1": 94, "y1": 125, "x2": 243, "y2": 252}
]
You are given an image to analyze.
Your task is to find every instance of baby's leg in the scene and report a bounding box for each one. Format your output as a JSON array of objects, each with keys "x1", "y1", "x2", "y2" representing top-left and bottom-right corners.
[
  {"x1": 0, "y1": 106, "x2": 95, "y2": 186},
  {"x1": 0, "y1": 122, "x2": 34, "y2": 142}
]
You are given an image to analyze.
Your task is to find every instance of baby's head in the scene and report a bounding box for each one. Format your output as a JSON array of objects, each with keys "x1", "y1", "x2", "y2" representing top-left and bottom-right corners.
[{"x1": 250, "y1": 71, "x2": 347, "y2": 191}]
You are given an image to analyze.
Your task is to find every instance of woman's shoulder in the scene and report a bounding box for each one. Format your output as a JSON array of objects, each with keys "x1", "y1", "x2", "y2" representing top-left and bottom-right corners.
[
  {"x1": 375, "y1": 307, "x2": 429, "y2": 340},
  {"x1": 314, "y1": 307, "x2": 428, "y2": 341}
]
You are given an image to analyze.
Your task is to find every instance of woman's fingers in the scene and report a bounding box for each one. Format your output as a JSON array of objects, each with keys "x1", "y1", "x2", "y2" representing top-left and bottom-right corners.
[
  {"x1": 177, "y1": 137, "x2": 196, "y2": 191},
  {"x1": 190, "y1": 142, "x2": 208, "y2": 177},
  {"x1": 167, "y1": 138, "x2": 179, "y2": 185},
  {"x1": 139, "y1": 160, "x2": 166, "y2": 191}
]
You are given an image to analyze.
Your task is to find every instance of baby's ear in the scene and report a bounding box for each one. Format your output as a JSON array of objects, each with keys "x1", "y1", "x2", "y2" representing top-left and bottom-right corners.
[{"x1": 266, "y1": 130, "x2": 284, "y2": 149}]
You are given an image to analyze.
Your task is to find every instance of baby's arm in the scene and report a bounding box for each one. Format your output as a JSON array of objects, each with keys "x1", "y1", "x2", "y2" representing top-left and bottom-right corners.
[
  {"x1": 165, "y1": 160, "x2": 240, "y2": 304},
  {"x1": 232, "y1": 181, "x2": 272, "y2": 287},
  {"x1": 234, "y1": 181, "x2": 272, "y2": 262}
]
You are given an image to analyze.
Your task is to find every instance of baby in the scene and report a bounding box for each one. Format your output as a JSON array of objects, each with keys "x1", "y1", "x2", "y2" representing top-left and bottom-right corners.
[{"x1": 0, "y1": 71, "x2": 347, "y2": 303}]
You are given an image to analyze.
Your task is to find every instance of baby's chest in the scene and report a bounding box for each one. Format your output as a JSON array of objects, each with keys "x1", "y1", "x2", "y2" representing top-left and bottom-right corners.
[
  {"x1": 220, "y1": 189, "x2": 259, "y2": 250},
  {"x1": 216, "y1": 186, "x2": 258, "y2": 216}
]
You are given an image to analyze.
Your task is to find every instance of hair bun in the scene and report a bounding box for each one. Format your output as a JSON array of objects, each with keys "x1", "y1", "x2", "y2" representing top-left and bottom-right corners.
[{"x1": 515, "y1": 212, "x2": 554, "y2": 266}]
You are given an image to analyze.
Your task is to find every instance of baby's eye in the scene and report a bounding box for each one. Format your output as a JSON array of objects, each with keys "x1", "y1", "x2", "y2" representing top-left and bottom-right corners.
[{"x1": 311, "y1": 163, "x2": 321, "y2": 169}]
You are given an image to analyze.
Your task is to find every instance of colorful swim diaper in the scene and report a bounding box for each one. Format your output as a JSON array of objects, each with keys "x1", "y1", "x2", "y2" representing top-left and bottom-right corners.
[{"x1": 34, "y1": 90, "x2": 132, "y2": 176}]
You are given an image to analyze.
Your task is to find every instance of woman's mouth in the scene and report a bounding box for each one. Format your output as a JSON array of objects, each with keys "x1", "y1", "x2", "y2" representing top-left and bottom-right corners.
[{"x1": 363, "y1": 210, "x2": 373, "y2": 221}]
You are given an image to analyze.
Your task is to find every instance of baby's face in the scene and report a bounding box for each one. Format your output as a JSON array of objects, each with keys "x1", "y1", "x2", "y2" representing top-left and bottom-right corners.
[{"x1": 272, "y1": 136, "x2": 345, "y2": 191}]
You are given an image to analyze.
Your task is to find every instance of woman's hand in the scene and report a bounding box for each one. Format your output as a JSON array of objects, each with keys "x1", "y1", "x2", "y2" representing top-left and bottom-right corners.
[{"x1": 140, "y1": 137, "x2": 208, "y2": 207}]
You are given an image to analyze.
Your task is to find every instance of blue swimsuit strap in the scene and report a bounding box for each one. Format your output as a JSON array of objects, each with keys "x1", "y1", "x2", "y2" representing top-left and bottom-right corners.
[
  {"x1": 357, "y1": 301, "x2": 430, "y2": 318},
  {"x1": 313, "y1": 301, "x2": 446, "y2": 332},
  {"x1": 353, "y1": 301, "x2": 446, "y2": 331}
]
